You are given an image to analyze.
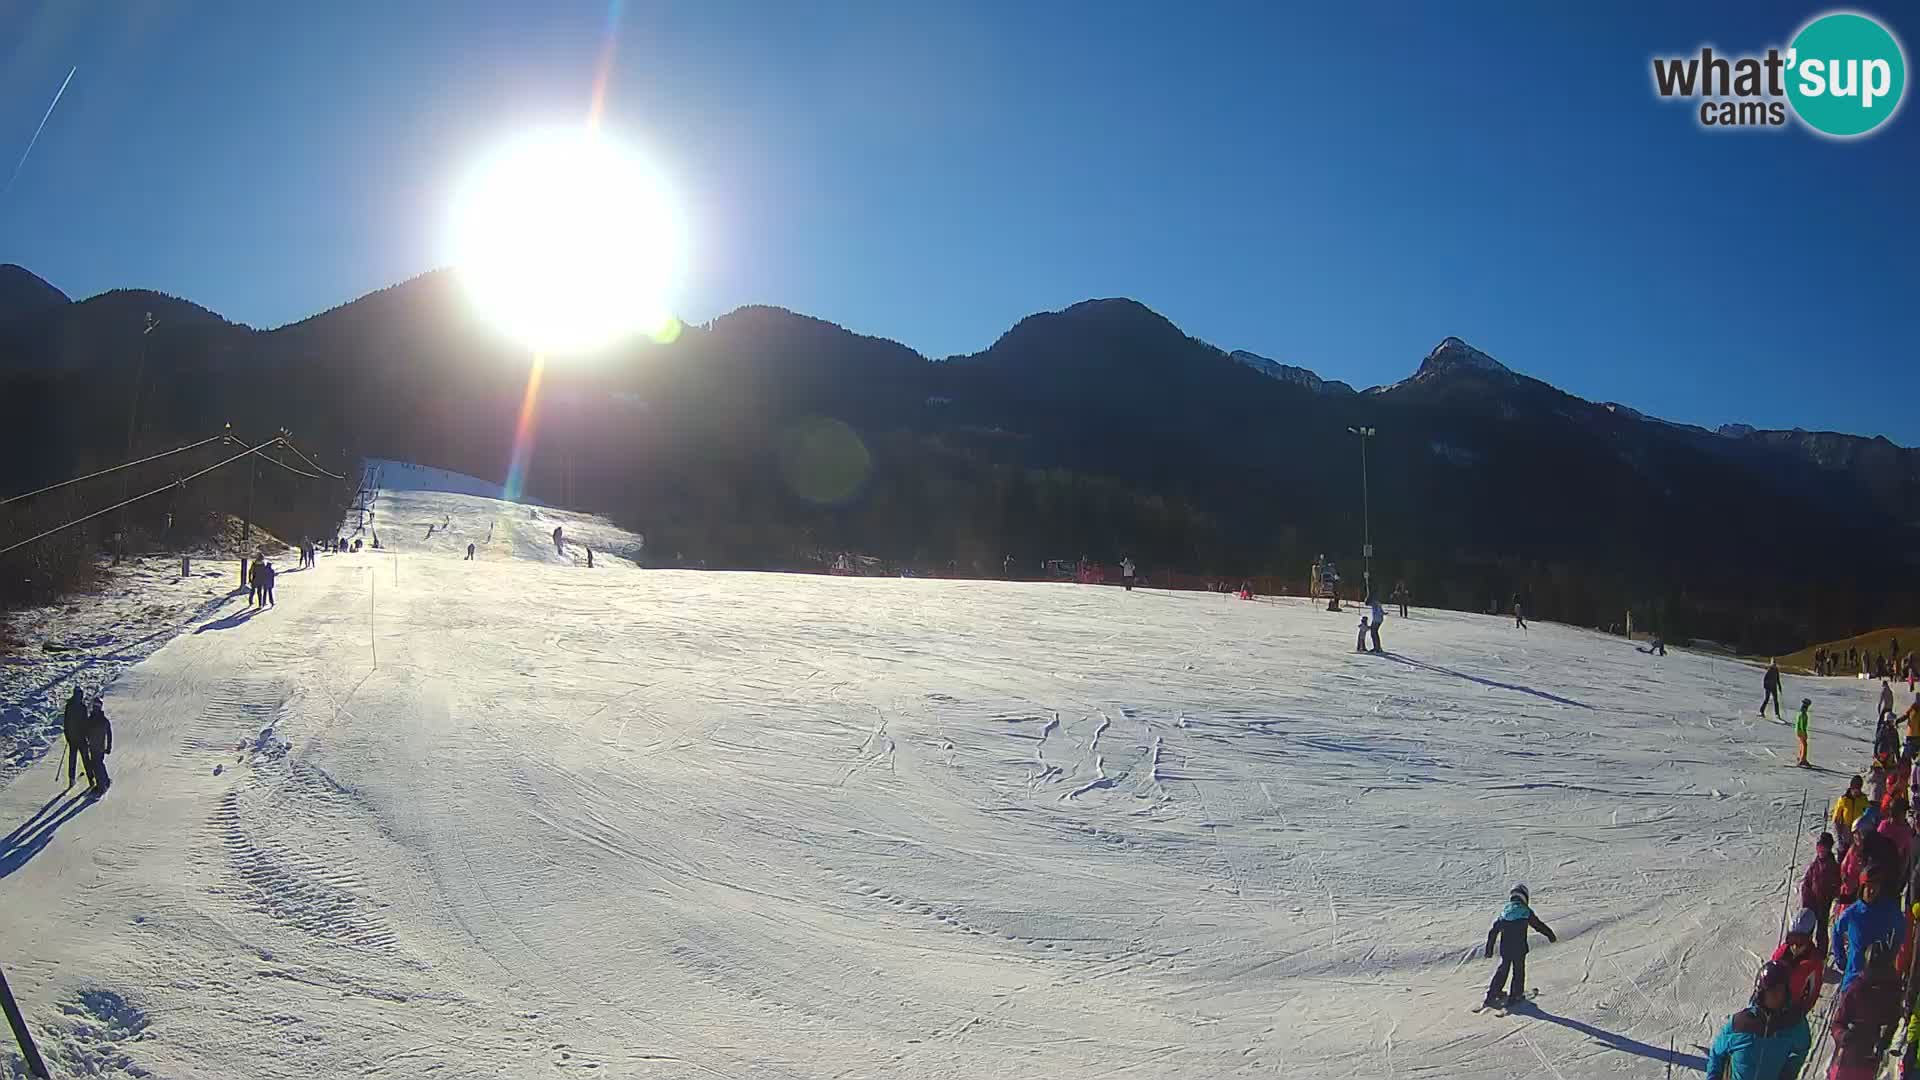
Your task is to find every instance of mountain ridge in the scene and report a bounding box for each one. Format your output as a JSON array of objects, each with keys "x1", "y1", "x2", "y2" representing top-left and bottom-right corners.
[{"x1": 1, "y1": 265, "x2": 1909, "y2": 450}]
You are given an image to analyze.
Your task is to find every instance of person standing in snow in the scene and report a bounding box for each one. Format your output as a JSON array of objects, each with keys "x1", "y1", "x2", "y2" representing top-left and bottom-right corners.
[
  {"x1": 1512, "y1": 595, "x2": 1527, "y2": 630},
  {"x1": 1882, "y1": 681, "x2": 1899, "y2": 724},
  {"x1": 247, "y1": 555, "x2": 265, "y2": 607},
  {"x1": 1355, "y1": 613, "x2": 1371, "y2": 654},
  {"x1": 1121, "y1": 557, "x2": 1136, "y2": 592},
  {"x1": 82, "y1": 696, "x2": 113, "y2": 797},
  {"x1": 466, "y1": 543, "x2": 476, "y2": 561},
  {"x1": 1796, "y1": 698, "x2": 1813, "y2": 768},
  {"x1": 62, "y1": 685, "x2": 89, "y2": 789},
  {"x1": 259, "y1": 560, "x2": 277, "y2": 607},
  {"x1": 1882, "y1": 801, "x2": 1917, "y2": 888},
  {"x1": 1836, "y1": 776, "x2": 1870, "y2": 863},
  {"x1": 1834, "y1": 872, "x2": 1906, "y2": 992},
  {"x1": 1704, "y1": 960, "x2": 1812, "y2": 1080},
  {"x1": 1762, "y1": 659, "x2": 1784, "y2": 720},
  {"x1": 1771, "y1": 909, "x2": 1826, "y2": 1017},
  {"x1": 553, "y1": 525, "x2": 564, "y2": 555},
  {"x1": 1806, "y1": 834, "x2": 1843, "y2": 954},
  {"x1": 1826, "y1": 942, "x2": 1903, "y2": 1079},
  {"x1": 1368, "y1": 593, "x2": 1385, "y2": 654},
  {"x1": 1482, "y1": 883, "x2": 1556, "y2": 1009},
  {"x1": 1392, "y1": 580, "x2": 1409, "y2": 619}
]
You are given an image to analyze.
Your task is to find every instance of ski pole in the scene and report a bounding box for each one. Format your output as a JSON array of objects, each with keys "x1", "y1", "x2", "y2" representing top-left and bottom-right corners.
[{"x1": 1779, "y1": 786, "x2": 1809, "y2": 940}]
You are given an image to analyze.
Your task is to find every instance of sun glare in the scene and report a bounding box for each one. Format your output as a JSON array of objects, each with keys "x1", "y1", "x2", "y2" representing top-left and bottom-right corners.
[{"x1": 450, "y1": 128, "x2": 686, "y2": 355}]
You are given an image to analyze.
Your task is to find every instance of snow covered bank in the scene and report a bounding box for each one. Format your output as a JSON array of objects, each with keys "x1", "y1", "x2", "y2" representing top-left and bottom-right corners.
[
  {"x1": 1, "y1": 555, "x2": 252, "y2": 778},
  {"x1": 0, "y1": 482, "x2": 1896, "y2": 1078}
]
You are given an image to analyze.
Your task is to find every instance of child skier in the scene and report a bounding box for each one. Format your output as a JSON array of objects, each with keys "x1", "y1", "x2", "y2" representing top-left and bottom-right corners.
[
  {"x1": 1796, "y1": 698, "x2": 1813, "y2": 768},
  {"x1": 1482, "y1": 883, "x2": 1556, "y2": 1010},
  {"x1": 1803, "y1": 834, "x2": 1842, "y2": 954},
  {"x1": 1356, "y1": 614, "x2": 1370, "y2": 654},
  {"x1": 1836, "y1": 777, "x2": 1870, "y2": 860},
  {"x1": 1770, "y1": 909, "x2": 1826, "y2": 1017}
]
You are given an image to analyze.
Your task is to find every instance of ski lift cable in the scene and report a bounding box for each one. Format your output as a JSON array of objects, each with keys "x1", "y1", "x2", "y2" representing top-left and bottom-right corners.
[
  {"x1": 252, "y1": 446, "x2": 329, "y2": 480},
  {"x1": 274, "y1": 436, "x2": 347, "y2": 480},
  {"x1": 0, "y1": 433, "x2": 233, "y2": 506},
  {"x1": 0, "y1": 437, "x2": 283, "y2": 558}
]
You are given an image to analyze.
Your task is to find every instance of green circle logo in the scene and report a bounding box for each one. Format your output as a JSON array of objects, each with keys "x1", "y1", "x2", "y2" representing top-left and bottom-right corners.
[{"x1": 1787, "y1": 12, "x2": 1907, "y2": 137}]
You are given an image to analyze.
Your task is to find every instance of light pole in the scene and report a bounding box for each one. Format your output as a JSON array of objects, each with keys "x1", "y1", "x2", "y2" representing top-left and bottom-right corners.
[
  {"x1": 115, "y1": 312, "x2": 159, "y2": 557},
  {"x1": 1347, "y1": 426, "x2": 1376, "y2": 597}
]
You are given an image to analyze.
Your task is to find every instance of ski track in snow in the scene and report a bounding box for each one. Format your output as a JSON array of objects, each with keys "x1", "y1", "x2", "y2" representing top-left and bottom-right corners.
[{"x1": 0, "y1": 469, "x2": 1901, "y2": 1078}]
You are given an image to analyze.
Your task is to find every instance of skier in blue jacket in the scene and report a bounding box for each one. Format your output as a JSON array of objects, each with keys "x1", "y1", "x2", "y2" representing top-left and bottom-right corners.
[
  {"x1": 1483, "y1": 883, "x2": 1556, "y2": 1008},
  {"x1": 1705, "y1": 959, "x2": 1812, "y2": 1080},
  {"x1": 1833, "y1": 873, "x2": 1907, "y2": 991}
]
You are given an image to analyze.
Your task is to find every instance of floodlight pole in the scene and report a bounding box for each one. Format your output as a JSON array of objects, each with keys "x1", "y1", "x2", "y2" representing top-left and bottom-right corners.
[{"x1": 1347, "y1": 426, "x2": 1376, "y2": 595}]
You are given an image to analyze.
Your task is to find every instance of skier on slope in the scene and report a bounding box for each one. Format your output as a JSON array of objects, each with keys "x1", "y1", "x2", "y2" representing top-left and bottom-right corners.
[
  {"x1": 1826, "y1": 942, "x2": 1903, "y2": 1079},
  {"x1": 1804, "y1": 834, "x2": 1842, "y2": 954},
  {"x1": 1834, "y1": 870, "x2": 1906, "y2": 991},
  {"x1": 553, "y1": 525, "x2": 564, "y2": 555},
  {"x1": 1840, "y1": 825, "x2": 1890, "y2": 914},
  {"x1": 1770, "y1": 909, "x2": 1826, "y2": 1017},
  {"x1": 1121, "y1": 557, "x2": 1136, "y2": 592},
  {"x1": 61, "y1": 686, "x2": 89, "y2": 789},
  {"x1": 1795, "y1": 698, "x2": 1813, "y2": 768},
  {"x1": 1367, "y1": 593, "x2": 1385, "y2": 654},
  {"x1": 1482, "y1": 883, "x2": 1556, "y2": 1010},
  {"x1": 466, "y1": 543, "x2": 475, "y2": 561},
  {"x1": 1888, "y1": 766, "x2": 1913, "y2": 819},
  {"x1": 1512, "y1": 594, "x2": 1527, "y2": 630},
  {"x1": 1883, "y1": 681, "x2": 1900, "y2": 724},
  {"x1": 1833, "y1": 777, "x2": 1869, "y2": 862},
  {"x1": 258, "y1": 560, "x2": 277, "y2": 607},
  {"x1": 1762, "y1": 659, "x2": 1784, "y2": 720},
  {"x1": 1879, "y1": 800, "x2": 1916, "y2": 887},
  {"x1": 1355, "y1": 612, "x2": 1371, "y2": 654},
  {"x1": 1703, "y1": 960, "x2": 1812, "y2": 1080}
]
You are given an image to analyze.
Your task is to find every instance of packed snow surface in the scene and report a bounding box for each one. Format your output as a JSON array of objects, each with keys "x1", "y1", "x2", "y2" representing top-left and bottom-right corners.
[{"x1": 1, "y1": 480, "x2": 1891, "y2": 1078}]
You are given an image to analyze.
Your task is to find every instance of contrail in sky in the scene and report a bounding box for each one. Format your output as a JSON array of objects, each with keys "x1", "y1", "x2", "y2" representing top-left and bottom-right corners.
[{"x1": 4, "y1": 66, "x2": 77, "y2": 196}]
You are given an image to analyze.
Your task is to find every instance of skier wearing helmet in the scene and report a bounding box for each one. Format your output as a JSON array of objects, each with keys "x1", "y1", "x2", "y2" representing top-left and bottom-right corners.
[
  {"x1": 1704, "y1": 960, "x2": 1812, "y2": 1080},
  {"x1": 1481, "y1": 883, "x2": 1556, "y2": 1010},
  {"x1": 1768, "y1": 909, "x2": 1825, "y2": 1017},
  {"x1": 1827, "y1": 942, "x2": 1903, "y2": 1079}
]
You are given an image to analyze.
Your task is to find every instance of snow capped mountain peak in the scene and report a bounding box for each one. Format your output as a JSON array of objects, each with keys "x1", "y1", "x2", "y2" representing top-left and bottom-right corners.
[
  {"x1": 1416, "y1": 337, "x2": 1513, "y2": 379},
  {"x1": 1227, "y1": 350, "x2": 1355, "y2": 395}
]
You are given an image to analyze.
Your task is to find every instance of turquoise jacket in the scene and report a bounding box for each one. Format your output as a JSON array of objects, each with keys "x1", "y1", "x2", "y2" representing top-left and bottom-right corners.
[{"x1": 1704, "y1": 1009, "x2": 1810, "y2": 1080}]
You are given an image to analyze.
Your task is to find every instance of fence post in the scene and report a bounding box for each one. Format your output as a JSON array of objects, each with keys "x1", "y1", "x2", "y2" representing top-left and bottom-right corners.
[{"x1": 0, "y1": 965, "x2": 50, "y2": 1079}]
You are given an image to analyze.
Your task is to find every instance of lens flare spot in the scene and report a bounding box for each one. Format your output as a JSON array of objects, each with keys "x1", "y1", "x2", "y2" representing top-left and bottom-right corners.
[{"x1": 778, "y1": 418, "x2": 871, "y2": 506}]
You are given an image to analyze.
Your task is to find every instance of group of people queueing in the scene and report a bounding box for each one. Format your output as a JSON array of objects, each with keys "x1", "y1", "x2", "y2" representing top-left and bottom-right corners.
[{"x1": 1706, "y1": 727, "x2": 1920, "y2": 1078}]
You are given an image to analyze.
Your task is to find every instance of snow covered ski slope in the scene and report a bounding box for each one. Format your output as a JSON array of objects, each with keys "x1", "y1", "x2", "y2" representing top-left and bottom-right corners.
[
  {"x1": 1, "y1": 479, "x2": 1894, "y2": 1078},
  {"x1": 354, "y1": 458, "x2": 645, "y2": 565}
]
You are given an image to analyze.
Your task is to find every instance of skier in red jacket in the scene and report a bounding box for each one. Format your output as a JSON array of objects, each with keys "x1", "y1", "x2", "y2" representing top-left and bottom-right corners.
[{"x1": 1804, "y1": 833, "x2": 1843, "y2": 954}]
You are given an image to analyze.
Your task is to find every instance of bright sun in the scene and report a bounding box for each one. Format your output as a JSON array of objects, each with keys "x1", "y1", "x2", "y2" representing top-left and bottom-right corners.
[{"x1": 450, "y1": 128, "x2": 687, "y2": 355}]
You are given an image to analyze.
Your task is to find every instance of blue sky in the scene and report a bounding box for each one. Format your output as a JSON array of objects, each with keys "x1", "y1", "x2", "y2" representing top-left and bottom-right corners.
[{"x1": 3, "y1": 1, "x2": 1915, "y2": 442}]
